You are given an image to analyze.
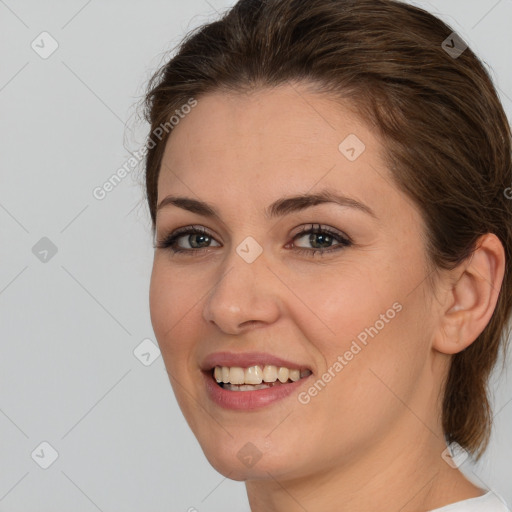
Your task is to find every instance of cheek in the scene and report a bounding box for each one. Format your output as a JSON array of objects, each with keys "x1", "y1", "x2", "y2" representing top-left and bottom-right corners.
[
  {"x1": 149, "y1": 264, "x2": 174, "y2": 342},
  {"x1": 289, "y1": 252, "x2": 430, "y2": 407},
  {"x1": 285, "y1": 257, "x2": 399, "y2": 349},
  {"x1": 149, "y1": 261, "x2": 200, "y2": 363},
  {"x1": 149, "y1": 262, "x2": 204, "y2": 419},
  {"x1": 292, "y1": 299, "x2": 428, "y2": 463}
]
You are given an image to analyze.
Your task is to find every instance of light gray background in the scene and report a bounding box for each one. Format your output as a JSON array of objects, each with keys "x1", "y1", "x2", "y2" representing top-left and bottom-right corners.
[{"x1": 0, "y1": 1, "x2": 511, "y2": 510}]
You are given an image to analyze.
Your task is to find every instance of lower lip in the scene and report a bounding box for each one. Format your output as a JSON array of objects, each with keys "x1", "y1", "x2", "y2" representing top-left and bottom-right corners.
[{"x1": 203, "y1": 371, "x2": 312, "y2": 410}]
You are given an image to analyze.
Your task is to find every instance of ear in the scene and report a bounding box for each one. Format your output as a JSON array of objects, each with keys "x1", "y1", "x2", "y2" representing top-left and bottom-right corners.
[{"x1": 433, "y1": 233, "x2": 506, "y2": 355}]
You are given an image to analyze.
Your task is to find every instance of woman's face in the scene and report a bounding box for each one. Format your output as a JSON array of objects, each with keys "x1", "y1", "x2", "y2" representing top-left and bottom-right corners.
[{"x1": 150, "y1": 83, "x2": 441, "y2": 481}]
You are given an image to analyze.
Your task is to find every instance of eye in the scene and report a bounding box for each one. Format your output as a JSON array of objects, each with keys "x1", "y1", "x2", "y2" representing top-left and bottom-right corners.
[
  {"x1": 155, "y1": 223, "x2": 352, "y2": 257},
  {"x1": 289, "y1": 224, "x2": 352, "y2": 256},
  {"x1": 155, "y1": 225, "x2": 221, "y2": 254}
]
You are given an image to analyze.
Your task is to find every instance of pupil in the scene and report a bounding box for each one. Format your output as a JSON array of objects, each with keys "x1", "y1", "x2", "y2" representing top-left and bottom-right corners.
[
  {"x1": 309, "y1": 232, "x2": 332, "y2": 249},
  {"x1": 190, "y1": 234, "x2": 210, "y2": 248}
]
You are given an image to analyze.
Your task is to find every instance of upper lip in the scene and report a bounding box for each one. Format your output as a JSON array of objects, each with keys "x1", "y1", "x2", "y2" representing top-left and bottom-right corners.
[{"x1": 200, "y1": 351, "x2": 312, "y2": 371}]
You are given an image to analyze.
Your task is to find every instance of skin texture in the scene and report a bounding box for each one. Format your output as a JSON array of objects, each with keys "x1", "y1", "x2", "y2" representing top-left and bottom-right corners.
[{"x1": 149, "y1": 82, "x2": 505, "y2": 512}]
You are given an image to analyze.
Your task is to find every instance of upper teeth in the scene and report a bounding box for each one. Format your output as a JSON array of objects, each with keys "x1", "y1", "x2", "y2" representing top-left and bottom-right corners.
[{"x1": 213, "y1": 365, "x2": 311, "y2": 385}]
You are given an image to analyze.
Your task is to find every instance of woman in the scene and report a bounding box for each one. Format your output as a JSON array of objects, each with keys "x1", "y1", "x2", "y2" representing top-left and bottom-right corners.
[{"x1": 143, "y1": 0, "x2": 512, "y2": 510}]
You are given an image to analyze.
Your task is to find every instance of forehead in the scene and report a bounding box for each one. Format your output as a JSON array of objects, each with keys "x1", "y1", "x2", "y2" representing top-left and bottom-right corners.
[{"x1": 158, "y1": 83, "x2": 385, "y2": 196}]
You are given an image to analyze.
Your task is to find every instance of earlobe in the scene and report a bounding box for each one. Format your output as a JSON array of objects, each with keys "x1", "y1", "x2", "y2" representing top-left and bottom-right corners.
[{"x1": 433, "y1": 233, "x2": 506, "y2": 355}]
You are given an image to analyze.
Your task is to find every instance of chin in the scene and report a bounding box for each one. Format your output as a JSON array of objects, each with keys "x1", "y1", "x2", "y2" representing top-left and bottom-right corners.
[{"x1": 197, "y1": 434, "x2": 308, "y2": 482}]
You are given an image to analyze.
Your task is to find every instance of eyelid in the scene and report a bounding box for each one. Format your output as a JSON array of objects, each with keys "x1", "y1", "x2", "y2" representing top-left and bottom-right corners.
[{"x1": 291, "y1": 223, "x2": 352, "y2": 242}]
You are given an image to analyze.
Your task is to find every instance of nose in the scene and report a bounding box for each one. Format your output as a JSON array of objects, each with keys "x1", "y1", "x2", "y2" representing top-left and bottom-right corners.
[{"x1": 202, "y1": 246, "x2": 282, "y2": 334}]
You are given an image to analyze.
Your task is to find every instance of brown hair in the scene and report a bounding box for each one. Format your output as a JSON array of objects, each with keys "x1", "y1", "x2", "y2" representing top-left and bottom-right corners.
[{"x1": 143, "y1": 0, "x2": 512, "y2": 457}]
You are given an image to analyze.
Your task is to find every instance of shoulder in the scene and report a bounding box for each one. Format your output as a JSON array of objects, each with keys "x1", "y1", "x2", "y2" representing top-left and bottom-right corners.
[{"x1": 429, "y1": 491, "x2": 511, "y2": 512}]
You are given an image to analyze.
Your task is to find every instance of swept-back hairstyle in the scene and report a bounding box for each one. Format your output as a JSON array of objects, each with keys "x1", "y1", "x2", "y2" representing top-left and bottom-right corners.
[{"x1": 143, "y1": 0, "x2": 512, "y2": 457}]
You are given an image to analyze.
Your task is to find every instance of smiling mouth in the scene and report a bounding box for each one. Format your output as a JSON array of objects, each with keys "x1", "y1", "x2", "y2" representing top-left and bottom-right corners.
[{"x1": 212, "y1": 365, "x2": 313, "y2": 391}]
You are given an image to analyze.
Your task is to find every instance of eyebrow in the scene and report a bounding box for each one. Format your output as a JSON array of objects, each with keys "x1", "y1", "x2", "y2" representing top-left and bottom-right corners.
[{"x1": 156, "y1": 189, "x2": 377, "y2": 220}]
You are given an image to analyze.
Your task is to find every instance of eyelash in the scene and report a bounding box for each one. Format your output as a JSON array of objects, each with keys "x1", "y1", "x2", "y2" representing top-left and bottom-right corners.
[{"x1": 155, "y1": 224, "x2": 352, "y2": 257}]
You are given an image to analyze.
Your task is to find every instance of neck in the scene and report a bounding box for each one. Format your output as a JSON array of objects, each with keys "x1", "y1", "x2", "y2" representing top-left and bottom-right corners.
[{"x1": 245, "y1": 416, "x2": 483, "y2": 512}]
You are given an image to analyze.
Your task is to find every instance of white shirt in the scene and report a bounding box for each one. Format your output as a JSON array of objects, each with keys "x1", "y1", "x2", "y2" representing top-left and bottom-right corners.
[{"x1": 429, "y1": 491, "x2": 510, "y2": 511}]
